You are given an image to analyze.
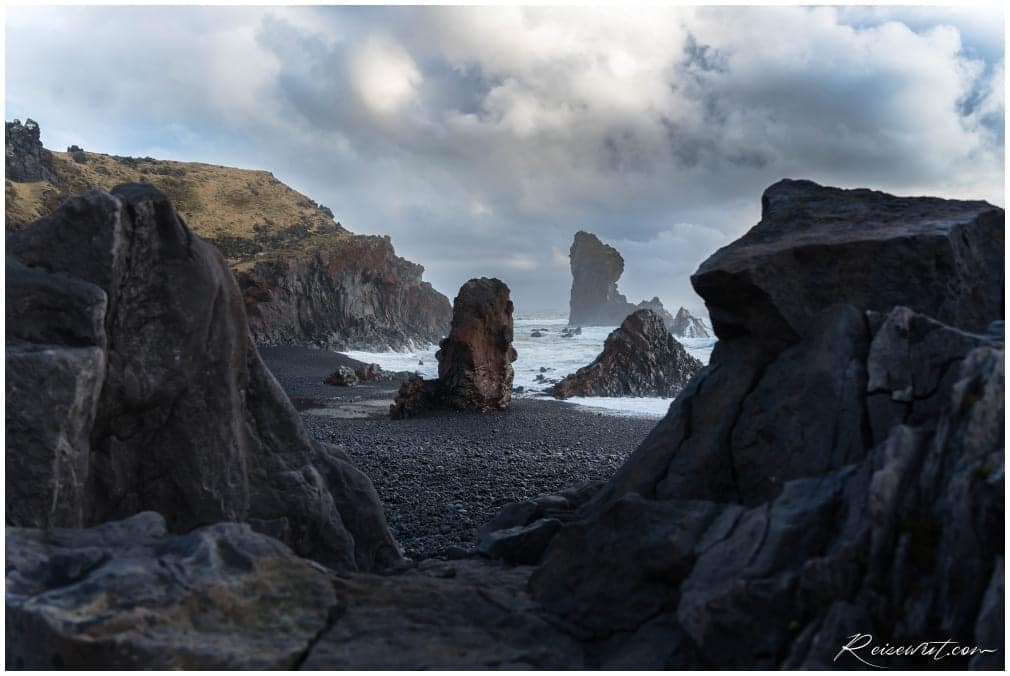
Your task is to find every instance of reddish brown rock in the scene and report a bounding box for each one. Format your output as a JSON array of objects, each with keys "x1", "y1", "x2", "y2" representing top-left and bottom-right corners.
[
  {"x1": 551, "y1": 309, "x2": 702, "y2": 399},
  {"x1": 390, "y1": 278, "x2": 516, "y2": 418},
  {"x1": 236, "y1": 235, "x2": 452, "y2": 351}
]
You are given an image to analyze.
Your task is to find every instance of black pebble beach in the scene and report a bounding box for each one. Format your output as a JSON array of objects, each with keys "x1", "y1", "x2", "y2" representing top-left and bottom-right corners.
[{"x1": 261, "y1": 346, "x2": 661, "y2": 560}]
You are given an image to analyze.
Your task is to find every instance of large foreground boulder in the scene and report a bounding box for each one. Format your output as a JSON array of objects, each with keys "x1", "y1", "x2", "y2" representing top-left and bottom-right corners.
[
  {"x1": 5, "y1": 513, "x2": 337, "y2": 668},
  {"x1": 391, "y1": 277, "x2": 516, "y2": 417},
  {"x1": 693, "y1": 179, "x2": 1002, "y2": 342},
  {"x1": 551, "y1": 309, "x2": 702, "y2": 399},
  {"x1": 491, "y1": 181, "x2": 1005, "y2": 667},
  {"x1": 5, "y1": 184, "x2": 399, "y2": 572}
]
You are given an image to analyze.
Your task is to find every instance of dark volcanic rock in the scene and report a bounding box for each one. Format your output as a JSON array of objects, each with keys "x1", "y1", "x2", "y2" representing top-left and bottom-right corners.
[
  {"x1": 694, "y1": 179, "x2": 1003, "y2": 342},
  {"x1": 5, "y1": 513, "x2": 337, "y2": 668},
  {"x1": 5, "y1": 184, "x2": 399, "y2": 572},
  {"x1": 235, "y1": 235, "x2": 452, "y2": 351},
  {"x1": 389, "y1": 375, "x2": 440, "y2": 420},
  {"x1": 520, "y1": 181, "x2": 1005, "y2": 667},
  {"x1": 567, "y1": 231, "x2": 636, "y2": 326},
  {"x1": 636, "y1": 296, "x2": 677, "y2": 327},
  {"x1": 303, "y1": 560, "x2": 584, "y2": 668},
  {"x1": 670, "y1": 306, "x2": 711, "y2": 338},
  {"x1": 567, "y1": 231, "x2": 678, "y2": 327},
  {"x1": 551, "y1": 309, "x2": 702, "y2": 399},
  {"x1": 5, "y1": 118, "x2": 56, "y2": 183},
  {"x1": 324, "y1": 365, "x2": 358, "y2": 386},
  {"x1": 391, "y1": 277, "x2": 517, "y2": 417}
]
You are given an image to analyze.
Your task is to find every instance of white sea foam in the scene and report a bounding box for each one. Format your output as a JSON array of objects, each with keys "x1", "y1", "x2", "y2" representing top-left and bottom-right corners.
[{"x1": 342, "y1": 310, "x2": 717, "y2": 418}]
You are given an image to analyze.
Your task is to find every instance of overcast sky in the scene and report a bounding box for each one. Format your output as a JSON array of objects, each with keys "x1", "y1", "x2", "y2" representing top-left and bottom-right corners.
[{"x1": 6, "y1": 5, "x2": 1005, "y2": 312}]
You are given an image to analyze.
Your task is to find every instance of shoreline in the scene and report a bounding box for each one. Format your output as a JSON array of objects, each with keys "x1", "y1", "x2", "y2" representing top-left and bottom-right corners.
[{"x1": 259, "y1": 346, "x2": 661, "y2": 559}]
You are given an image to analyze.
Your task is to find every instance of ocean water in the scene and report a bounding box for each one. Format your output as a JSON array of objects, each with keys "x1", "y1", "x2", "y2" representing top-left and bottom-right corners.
[{"x1": 343, "y1": 310, "x2": 717, "y2": 419}]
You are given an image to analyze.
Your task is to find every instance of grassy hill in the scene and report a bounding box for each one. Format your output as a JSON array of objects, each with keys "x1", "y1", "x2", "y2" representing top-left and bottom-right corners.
[{"x1": 6, "y1": 149, "x2": 350, "y2": 266}]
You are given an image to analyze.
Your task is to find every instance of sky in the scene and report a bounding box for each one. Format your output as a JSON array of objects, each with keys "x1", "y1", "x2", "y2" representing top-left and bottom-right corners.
[{"x1": 5, "y1": 5, "x2": 1005, "y2": 312}]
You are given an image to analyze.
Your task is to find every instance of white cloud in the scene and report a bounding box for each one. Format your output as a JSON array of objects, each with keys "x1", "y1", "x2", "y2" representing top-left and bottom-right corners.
[{"x1": 348, "y1": 37, "x2": 421, "y2": 115}]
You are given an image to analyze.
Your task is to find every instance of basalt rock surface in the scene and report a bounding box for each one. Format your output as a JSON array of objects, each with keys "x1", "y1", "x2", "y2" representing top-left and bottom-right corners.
[
  {"x1": 5, "y1": 184, "x2": 399, "y2": 572},
  {"x1": 236, "y1": 236, "x2": 452, "y2": 351},
  {"x1": 693, "y1": 179, "x2": 1003, "y2": 342},
  {"x1": 551, "y1": 309, "x2": 702, "y2": 399},
  {"x1": 567, "y1": 231, "x2": 677, "y2": 327},
  {"x1": 5, "y1": 513, "x2": 338, "y2": 668},
  {"x1": 391, "y1": 278, "x2": 517, "y2": 418}
]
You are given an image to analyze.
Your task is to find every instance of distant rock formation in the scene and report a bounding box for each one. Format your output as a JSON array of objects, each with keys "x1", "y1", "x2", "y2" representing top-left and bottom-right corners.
[
  {"x1": 567, "y1": 231, "x2": 634, "y2": 325},
  {"x1": 566, "y1": 231, "x2": 677, "y2": 327},
  {"x1": 635, "y1": 295, "x2": 676, "y2": 326},
  {"x1": 670, "y1": 306, "x2": 711, "y2": 338},
  {"x1": 5, "y1": 118, "x2": 56, "y2": 183},
  {"x1": 237, "y1": 237, "x2": 452, "y2": 351},
  {"x1": 4, "y1": 119, "x2": 452, "y2": 351},
  {"x1": 551, "y1": 309, "x2": 702, "y2": 399},
  {"x1": 6, "y1": 183, "x2": 399, "y2": 573},
  {"x1": 391, "y1": 278, "x2": 517, "y2": 418}
]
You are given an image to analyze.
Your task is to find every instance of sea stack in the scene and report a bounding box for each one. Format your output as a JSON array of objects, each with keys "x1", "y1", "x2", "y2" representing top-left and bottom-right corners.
[
  {"x1": 551, "y1": 309, "x2": 702, "y2": 399},
  {"x1": 567, "y1": 231, "x2": 678, "y2": 327},
  {"x1": 567, "y1": 231, "x2": 636, "y2": 325},
  {"x1": 391, "y1": 277, "x2": 517, "y2": 417},
  {"x1": 670, "y1": 306, "x2": 712, "y2": 338}
]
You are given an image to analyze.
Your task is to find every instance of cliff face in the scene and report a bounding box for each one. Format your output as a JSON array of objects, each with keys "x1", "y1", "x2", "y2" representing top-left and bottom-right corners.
[
  {"x1": 567, "y1": 231, "x2": 678, "y2": 327},
  {"x1": 236, "y1": 235, "x2": 451, "y2": 351},
  {"x1": 4, "y1": 120, "x2": 451, "y2": 350}
]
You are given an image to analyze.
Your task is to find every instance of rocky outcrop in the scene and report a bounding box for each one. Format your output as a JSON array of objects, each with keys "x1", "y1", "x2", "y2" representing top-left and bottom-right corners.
[
  {"x1": 4, "y1": 119, "x2": 452, "y2": 351},
  {"x1": 5, "y1": 184, "x2": 399, "y2": 572},
  {"x1": 5, "y1": 118, "x2": 56, "y2": 183},
  {"x1": 670, "y1": 306, "x2": 711, "y2": 338},
  {"x1": 551, "y1": 310, "x2": 702, "y2": 399},
  {"x1": 519, "y1": 180, "x2": 1006, "y2": 667},
  {"x1": 6, "y1": 513, "x2": 338, "y2": 668},
  {"x1": 636, "y1": 296, "x2": 677, "y2": 327},
  {"x1": 693, "y1": 179, "x2": 1002, "y2": 342},
  {"x1": 324, "y1": 365, "x2": 359, "y2": 386},
  {"x1": 236, "y1": 236, "x2": 452, "y2": 351},
  {"x1": 567, "y1": 231, "x2": 678, "y2": 327},
  {"x1": 391, "y1": 278, "x2": 517, "y2": 418}
]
